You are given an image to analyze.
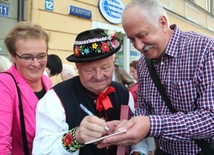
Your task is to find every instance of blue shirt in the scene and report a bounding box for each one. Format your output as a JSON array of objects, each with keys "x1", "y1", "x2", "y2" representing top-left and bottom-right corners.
[{"x1": 135, "y1": 25, "x2": 214, "y2": 154}]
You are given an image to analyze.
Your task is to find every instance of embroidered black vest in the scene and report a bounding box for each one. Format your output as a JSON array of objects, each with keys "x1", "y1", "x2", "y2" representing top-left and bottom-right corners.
[{"x1": 53, "y1": 76, "x2": 129, "y2": 155}]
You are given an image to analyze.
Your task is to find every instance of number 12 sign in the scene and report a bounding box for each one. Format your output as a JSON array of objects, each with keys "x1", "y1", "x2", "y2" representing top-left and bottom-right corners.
[{"x1": 45, "y1": 0, "x2": 54, "y2": 11}]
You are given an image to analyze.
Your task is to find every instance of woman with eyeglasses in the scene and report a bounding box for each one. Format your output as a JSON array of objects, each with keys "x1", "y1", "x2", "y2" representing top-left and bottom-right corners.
[{"x1": 0, "y1": 21, "x2": 52, "y2": 155}]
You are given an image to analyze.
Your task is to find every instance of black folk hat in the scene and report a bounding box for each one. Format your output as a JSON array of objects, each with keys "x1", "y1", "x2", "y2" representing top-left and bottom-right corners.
[{"x1": 66, "y1": 28, "x2": 122, "y2": 62}]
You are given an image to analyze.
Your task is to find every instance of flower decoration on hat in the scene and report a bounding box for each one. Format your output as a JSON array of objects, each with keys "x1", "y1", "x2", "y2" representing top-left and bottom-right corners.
[{"x1": 73, "y1": 30, "x2": 122, "y2": 57}]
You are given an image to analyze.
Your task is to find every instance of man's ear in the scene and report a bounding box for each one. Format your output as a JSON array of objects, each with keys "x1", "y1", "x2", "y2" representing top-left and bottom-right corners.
[{"x1": 159, "y1": 16, "x2": 169, "y2": 32}]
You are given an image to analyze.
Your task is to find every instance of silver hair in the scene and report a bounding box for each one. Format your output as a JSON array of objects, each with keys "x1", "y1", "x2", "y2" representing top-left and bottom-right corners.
[
  {"x1": 0, "y1": 56, "x2": 12, "y2": 72},
  {"x1": 122, "y1": 0, "x2": 169, "y2": 29}
]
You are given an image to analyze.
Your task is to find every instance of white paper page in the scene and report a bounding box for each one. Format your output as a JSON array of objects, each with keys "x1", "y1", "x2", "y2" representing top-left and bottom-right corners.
[{"x1": 85, "y1": 129, "x2": 127, "y2": 145}]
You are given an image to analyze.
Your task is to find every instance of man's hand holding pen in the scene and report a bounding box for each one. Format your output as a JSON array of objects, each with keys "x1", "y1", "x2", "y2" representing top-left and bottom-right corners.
[
  {"x1": 80, "y1": 103, "x2": 109, "y2": 131},
  {"x1": 75, "y1": 115, "x2": 109, "y2": 144}
]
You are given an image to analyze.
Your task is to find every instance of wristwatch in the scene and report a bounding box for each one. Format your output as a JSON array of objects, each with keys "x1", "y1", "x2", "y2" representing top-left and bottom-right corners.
[{"x1": 130, "y1": 151, "x2": 146, "y2": 155}]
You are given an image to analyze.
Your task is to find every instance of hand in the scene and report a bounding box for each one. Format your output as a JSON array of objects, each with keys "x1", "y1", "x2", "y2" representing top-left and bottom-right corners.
[
  {"x1": 75, "y1": 115, "x2": 107, "y2": 144},
  {"x1": 101, "y1": 120, "x2": 121, "y2": 134},
  {"x1": 97, "y1": 116, "x2": 150, "y2": 148}
]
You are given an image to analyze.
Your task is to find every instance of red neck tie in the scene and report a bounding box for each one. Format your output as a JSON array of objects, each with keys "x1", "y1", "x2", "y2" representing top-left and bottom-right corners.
[{"x1": 96, "y1": 86, "x2": 115, "y2": 112}]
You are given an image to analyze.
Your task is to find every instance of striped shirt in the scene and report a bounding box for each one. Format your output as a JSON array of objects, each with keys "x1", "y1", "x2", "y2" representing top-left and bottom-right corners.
[{"x1": 135, "y1": 25, "x2": 214, "y2": 154}]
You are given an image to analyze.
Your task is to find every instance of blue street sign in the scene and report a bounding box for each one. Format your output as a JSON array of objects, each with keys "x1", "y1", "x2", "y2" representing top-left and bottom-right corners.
[
  {"x1": 69, "y1": 5, "x2": 92, "y2": 19},
  {"x1": 0, "y1": 3, "x2": 9, "y2": 17},
  {"x1": 45, "y1": 0, "x2": 54, "y2": 11}
]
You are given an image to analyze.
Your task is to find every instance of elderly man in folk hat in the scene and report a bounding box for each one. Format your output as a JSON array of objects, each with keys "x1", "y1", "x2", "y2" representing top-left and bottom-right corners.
[{"x1": 32, "y1": 29, "x2": 148, "y2": 155}]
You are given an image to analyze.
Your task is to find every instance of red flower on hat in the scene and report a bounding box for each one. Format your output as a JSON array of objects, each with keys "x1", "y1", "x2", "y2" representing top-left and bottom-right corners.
[
  {"x1": 111, "y1": 33, "x2": 117, "y2": 40},
  {"x1": 74, "y1": 46, "x2": 80, "y2": 57},
  {"x1": 101, "y1": 42, "x2": 110, "y2": 52}
]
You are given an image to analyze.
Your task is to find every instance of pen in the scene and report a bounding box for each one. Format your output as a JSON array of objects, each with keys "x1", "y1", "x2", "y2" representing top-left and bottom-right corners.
[
  {"x1": 80, "y1": 103, "x2": 93, "y2": 115},
  {"x1": 79, "y1": 103, "x2": 109, "y2": 131}
]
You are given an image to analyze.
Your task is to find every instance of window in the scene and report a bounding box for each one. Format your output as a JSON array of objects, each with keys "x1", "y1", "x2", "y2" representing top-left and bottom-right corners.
[{"x1": 206, "y1": 0, "x2": 214, "y2": 14}]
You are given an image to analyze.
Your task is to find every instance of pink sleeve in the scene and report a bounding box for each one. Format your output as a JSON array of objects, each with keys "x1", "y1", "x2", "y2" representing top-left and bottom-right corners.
[{"x1": 0, "y1": 74, "x2": 16, "y2": 154}]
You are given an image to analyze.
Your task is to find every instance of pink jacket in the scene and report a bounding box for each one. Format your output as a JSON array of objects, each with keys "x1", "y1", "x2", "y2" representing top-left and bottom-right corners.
[{"x1": 0, "y1": 65, "x2": 52, "y2": 155}]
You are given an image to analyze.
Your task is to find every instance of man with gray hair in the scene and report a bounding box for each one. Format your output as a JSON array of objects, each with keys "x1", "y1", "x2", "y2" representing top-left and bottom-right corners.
[{"x1": 97, "y1": 0, "x2": 214, "y2": 154}]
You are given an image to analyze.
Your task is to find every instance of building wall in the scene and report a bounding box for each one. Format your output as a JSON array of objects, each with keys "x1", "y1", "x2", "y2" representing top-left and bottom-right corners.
[
  {"x1": 28, "y1": 0, "x2": 213, "y2": 60},
  {"x1": 160, "y1": 0, "x2": 214, "y2": 35},
  {"x1": 0, "y1": 0, "x2": 18, "y2": 58}
]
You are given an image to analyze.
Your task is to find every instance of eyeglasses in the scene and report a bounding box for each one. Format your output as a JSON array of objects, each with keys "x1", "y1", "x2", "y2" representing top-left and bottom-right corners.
[{"x1": 15, "y1": 53, "x2": 47, "y2": 63}]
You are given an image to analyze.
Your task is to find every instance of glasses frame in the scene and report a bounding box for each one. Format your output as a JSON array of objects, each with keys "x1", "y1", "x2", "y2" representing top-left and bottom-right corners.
[{"x1": 15, "y1": 53, "x2": 47, "y2": 63}]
